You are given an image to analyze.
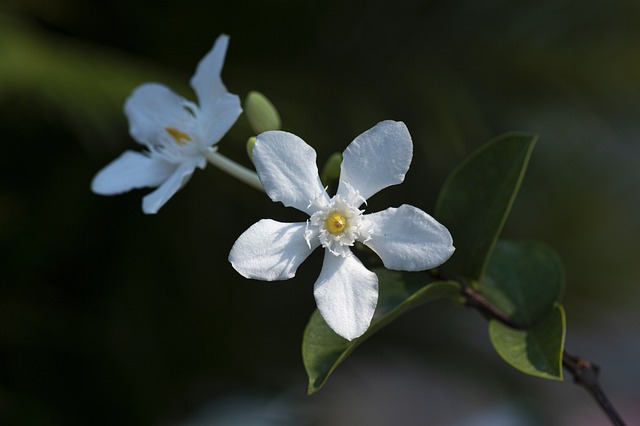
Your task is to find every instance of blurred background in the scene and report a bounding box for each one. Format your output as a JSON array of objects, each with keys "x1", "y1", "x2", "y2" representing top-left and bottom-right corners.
[{"x1": 1, "y1": 0, "x2": 639, "y2": 425}]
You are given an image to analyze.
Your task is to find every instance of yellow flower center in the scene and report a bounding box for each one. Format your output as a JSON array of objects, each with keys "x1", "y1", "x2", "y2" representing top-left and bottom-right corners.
[
  {"x1": 166, "y1": 127, "x2": 192, "y2": 145},
  {"x1": 325, "y1": 212, "x2": 347, "y2": 234}
]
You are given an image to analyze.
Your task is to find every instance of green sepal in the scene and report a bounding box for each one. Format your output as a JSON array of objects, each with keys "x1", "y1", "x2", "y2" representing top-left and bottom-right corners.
[{"x1": 303, "y1": 270, "x2": 460, "y2": 394}]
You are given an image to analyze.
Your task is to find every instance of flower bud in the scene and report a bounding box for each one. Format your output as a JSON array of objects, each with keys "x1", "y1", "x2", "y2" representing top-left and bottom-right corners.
[
  {"x1": 246, "y1": 136, "x2": 257, "y2": 160},
  {"x1": 245, "y1": 91, "x2": 281, "y2": 134},
  {"x1": 320, "y1": 152, "x2": 342, "y2": 186}
]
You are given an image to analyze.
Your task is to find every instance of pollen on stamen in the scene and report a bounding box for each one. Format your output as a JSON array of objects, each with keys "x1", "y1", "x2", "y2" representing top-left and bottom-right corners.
[
  {"x1": 166, "y1": 127, "x2": 192, "y2": 145},
  {"x1": 326, "y1": 212, "x2": 347, "y2": 234}
]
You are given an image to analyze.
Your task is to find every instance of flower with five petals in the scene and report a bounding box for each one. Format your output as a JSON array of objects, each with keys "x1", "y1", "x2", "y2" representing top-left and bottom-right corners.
[
  {"x1": 229, "y1": 120, "x2": 455, "y2": 340},
  {"x1": 91, "y1": 34, "x2": 242, "y2": 213}
]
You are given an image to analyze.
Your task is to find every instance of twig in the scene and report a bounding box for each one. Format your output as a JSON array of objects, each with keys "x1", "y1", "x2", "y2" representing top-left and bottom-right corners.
[
  {"x1": 460, "y1": 285, "x2": 627, "y2": 426},
  {"x1": 562, "y1": 352, "x2": 627, "y2": 426},
  {"x1": 460, "y1": 285, "x2": 524, "y2": 329}
]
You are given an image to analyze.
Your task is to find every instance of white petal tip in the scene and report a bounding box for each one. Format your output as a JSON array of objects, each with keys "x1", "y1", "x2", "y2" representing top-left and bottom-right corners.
[
  {"x1": 314, "y1": 253, "x2": 377, "y2": 343},
  {"x1": 228, "y1": 220, "x2": 315, "y2": 281},
  {"x1": 228, "y1": 259, "x2": 296, "y2": 281},
  {"x1": 141, "y1": 203, "x2": 159, "y2": 215}
]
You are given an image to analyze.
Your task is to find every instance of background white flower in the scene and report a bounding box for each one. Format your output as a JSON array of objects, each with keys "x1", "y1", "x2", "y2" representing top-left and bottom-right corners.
[
  {"x1": 91, "y1": 34, "x2": 242, "y2": 214},
  {"x1": 229, "y1": 120, "x2": 455, "y2": 340}
]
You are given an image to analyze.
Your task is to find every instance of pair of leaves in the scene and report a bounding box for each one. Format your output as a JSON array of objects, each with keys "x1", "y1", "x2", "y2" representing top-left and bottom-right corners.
[
  {"x1": 435, "y1": 133, "x2": 565, "y2": 380},
  {"x1": 303, "y1": 132, "x2": 565, "y2": 393}
]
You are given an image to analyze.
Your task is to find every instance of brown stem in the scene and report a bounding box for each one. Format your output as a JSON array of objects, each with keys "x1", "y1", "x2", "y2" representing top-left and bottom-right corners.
[
  {"x1": 460, "y1": 285, "x2": 627, "y2": 426},
  {"x1": 562, "y1": 352, "x2": 627, "y2": 426},
  {"x1": 460, "y1": 285, "x2": 524, "y2": 329}
]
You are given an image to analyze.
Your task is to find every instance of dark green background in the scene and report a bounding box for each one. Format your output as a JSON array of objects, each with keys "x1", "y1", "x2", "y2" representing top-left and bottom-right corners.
[{"x1": 1, "y1": 0, "x2": 639, "y2": 424}]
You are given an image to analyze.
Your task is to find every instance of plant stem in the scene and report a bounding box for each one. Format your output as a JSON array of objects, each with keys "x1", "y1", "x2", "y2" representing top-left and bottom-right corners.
[
  {"x1": 460, "y1": 285, "x2": 627, "y2": 426},
  {"x1": 460, "y1": 285, "x2": 523, "y2": 329},
  {"x1": 205, "y1": 149, "x2": 264, "y2": 192},
  {"x1": 562, "y1": 352, "x2": 627, "y2": 426}
]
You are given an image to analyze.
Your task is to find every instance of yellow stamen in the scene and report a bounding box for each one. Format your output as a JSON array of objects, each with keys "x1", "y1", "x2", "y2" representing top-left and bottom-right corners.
[
  {"x1": 166, "y1": 127, "x2": 192, "y2": 145},
  {"x1": 326, "y1": 213, "x2": 347, "y2": 234}
]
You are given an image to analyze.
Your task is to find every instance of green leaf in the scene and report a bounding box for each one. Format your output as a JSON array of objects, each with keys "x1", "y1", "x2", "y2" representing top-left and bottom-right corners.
[
  {"x1": 489, "y1": 304, "x2": 566, "y2": 380},
  {"x1": 435, "y1": 133, "x2": 537, "y2": 282},
  {"x1": 303, "y1": 270, "x2": 460, "y2": 394},
  {"x1": 479, "y1": 240, "x2": 565, "y2": 327}
]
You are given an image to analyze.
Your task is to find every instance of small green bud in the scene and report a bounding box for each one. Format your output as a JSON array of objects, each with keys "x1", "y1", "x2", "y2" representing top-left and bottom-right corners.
[
  {"x1": 320, "y1": 152, "x2": 343, "y2": 186},
  {"x1": 246, "y1": 136, "x2": 257, "y2": 160},
  {"x1": 245, "y1": 91, "x2": 282, "y2": 134}
]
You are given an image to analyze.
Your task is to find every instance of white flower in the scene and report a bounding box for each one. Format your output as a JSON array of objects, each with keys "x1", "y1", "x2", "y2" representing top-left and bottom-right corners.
[
  {"x1": 91, "y1": 34, "x2": 242, "y2": 214},
  {"x1": 229, "y1": 120, "x2": 455, "y2": 340}
]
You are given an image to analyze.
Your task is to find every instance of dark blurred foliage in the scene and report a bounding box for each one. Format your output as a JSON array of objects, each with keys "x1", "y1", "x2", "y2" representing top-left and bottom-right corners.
[{"x1": 1, "y1": 0, "x2": 639, "y2": 425}]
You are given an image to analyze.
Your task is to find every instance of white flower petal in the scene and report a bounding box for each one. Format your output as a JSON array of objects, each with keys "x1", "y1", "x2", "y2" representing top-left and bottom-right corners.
[
  {"x1": 229, "y1": 220, "x2": 318, "y2": 280},
  {"x1": 142, "y1": 162, "x2": 196, "y2": 214},
  {"x1": 337, "y1": 120, "x2": 413, "y2": 205},
  {"x1": 190, "y1": 34, "x2": 232, "y2": 114},
  {"x1": 364, "y1": 204, "x2": 455, "y2": 271},
  {"x1": 253, "y1": 131, "x2": 329, "y2": 215},
  {"x1": 91, "y1": 150, "x2": 174, "y2": 195},
  {"x1": 313, "y1": 252, "x2": 378, "y2": 341},
  {"x1": 124, "y1": 83, "x2": 194, "y2": 147},
  {"x1": 189, "y1": 35, "x2": 241, "y2": 145},
  {"x1": 198, "y1": 92, "x2": 242, "y2": 148}
]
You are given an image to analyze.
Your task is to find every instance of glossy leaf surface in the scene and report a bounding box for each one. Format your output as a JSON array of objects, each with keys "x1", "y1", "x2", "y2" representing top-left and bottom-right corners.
[
  {"x1": 479, "y1": 240, "x2": 565, "y2": 327},
  {"x1": 303, "y1": 269, "x2": 459, "y2": 394},
  {"x1": 489, "y1": 304, "x2": 566, "y2": 380},
  {"x1": 435, "y1": 133, "x2": 537, "y2": 282}
]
